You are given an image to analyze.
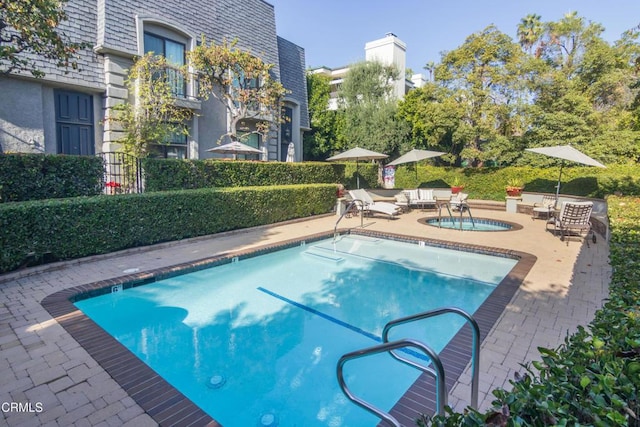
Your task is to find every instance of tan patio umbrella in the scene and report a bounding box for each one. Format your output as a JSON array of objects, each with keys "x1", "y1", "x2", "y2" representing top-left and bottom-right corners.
[
  {"x1": 326, "y1": 146, "x2": 388, "y2": 188},
  {"x1": 388, "y1": 148, "x2": 445, "y2": 181},
  {"x1": 207, "y1": 140, "x2": 263, "y2": 160},
  {"x1": 525, "y1": 145, "x2": 606, "y2": 199},
  {"x1": 388, "y1": 149, "x2": 445, "y2": 166}
]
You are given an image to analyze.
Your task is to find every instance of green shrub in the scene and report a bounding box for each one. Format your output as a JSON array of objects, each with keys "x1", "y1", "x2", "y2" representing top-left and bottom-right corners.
[
  {"x1": 0, "y1": 184, "x2": 336, "y2": 273},
  {"x1": 423, "y1": 195, "x2": 640, "y2": 426},
  {"x1": 393, "y1": 164, "x2": 640, "y2": 200},
  {"x1": 142, "y1": 159, "x2": 346, "y2": 191},
  {"x1": 0, "y1": 153, "x2": 104, "y2": 202}
]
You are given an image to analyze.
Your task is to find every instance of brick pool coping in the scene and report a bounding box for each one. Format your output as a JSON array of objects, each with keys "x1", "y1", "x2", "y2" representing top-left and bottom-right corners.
[{"x1": 41, "y1": 229, "x2": 535, "y2": 426}]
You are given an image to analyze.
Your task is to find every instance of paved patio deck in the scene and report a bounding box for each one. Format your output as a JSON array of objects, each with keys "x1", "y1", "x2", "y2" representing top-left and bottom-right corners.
[{"x1": 0, "y1": 207, "x2": 610, "y2": 426}]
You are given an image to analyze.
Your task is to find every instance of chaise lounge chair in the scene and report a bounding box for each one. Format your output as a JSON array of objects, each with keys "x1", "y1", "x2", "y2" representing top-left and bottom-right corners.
[
  {"x1": 546, "y1": 201, "x2": 595, "y2": 246},
  {"x1": 348, "y1": 189, "x2": 401, "y2": 219}
]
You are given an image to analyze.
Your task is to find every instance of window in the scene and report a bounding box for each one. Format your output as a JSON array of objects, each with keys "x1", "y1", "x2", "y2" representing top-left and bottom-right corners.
[
  {"x1": 144, "y1": 32, "x2": 186, "y2": 98},
  {"x1": 280, "y1": 106, "x2": 293, "y2": 161},
  {"x1": 149, "y1": 125, "x2": 188, "y2": 159}
]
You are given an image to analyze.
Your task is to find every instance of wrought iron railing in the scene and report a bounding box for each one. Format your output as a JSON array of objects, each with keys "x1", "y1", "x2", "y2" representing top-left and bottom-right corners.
[{"x1": 100, "y1": 152, "x2": 143, "y2": 194}]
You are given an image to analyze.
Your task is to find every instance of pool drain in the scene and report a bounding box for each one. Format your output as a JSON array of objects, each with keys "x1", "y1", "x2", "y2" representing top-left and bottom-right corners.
[
  {"x1": 258, "y1": 412, "x2": 278, "y2": 426},
  {"x1": 207, "y1": 374, "x2": 226, "y2": 389}
]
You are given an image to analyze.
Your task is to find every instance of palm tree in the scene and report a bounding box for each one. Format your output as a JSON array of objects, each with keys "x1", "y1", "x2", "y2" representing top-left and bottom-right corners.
[
  {"x1": 517, "y1": 14, "x2": 544, "y2": 57},
  {"x1": 423, "y1": 61, "x2": 436, "y2": 81}
]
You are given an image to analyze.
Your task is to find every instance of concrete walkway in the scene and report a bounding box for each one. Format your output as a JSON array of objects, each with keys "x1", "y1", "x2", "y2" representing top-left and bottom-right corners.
[{"x1": 0, "y1": 208, "x2": 610, "y2": 425}]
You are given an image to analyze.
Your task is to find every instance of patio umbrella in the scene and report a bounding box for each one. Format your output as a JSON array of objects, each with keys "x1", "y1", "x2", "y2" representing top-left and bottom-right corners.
[
  {"x1": 326, "y1": 146, "x2": 388, "y2": 188},
  {"x1": 207, "y1": 140, "x2": 263, "y2": 160},
  {"x1": 388, "y1": 149, "x2": 445, "y2": 183},
  {"x1": 525, "y1": 145, "x2": 606, "y2": 199},
  {"x1": 388, "y1": 149, "x2": 445, "y2": 166}
]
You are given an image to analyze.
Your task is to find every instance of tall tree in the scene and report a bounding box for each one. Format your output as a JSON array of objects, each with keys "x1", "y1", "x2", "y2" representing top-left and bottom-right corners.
[
  {"x1": 523, "y1": 13, "x2": 640, "y2": 164},
  {"x1": 109, "y1": 54, "x2": 193, "y2": 158},
  {"x1": 303, "y1": 72, "x2": 344, "y2": 160},
  {"x1": 189, "y1": 38, "x2": 288, "y2": 144},
  {"x1": 436, "y1": 25, "x2": 527, "y2": 166},
  {"x1": 397, "y1": 82, "x2": 464, "y2": 164},
  {"x1": 517, "y1": 14, "x2": 544, "y2": 57},
  {"x1": 0, "y1": 0, "x2": 88, "y2": 77},
  {"x1": 338, "y1": 60, "x2": 408, "y2": 155}
]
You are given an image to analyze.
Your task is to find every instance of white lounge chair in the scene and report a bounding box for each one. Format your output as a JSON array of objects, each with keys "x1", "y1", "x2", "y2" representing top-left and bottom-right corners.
[
  {"x1": 348, "y1": 189, "x2": 401, "y2": 219},
  {"x1": 547, "y1": 201, "x2": 595, "y2": 246}
]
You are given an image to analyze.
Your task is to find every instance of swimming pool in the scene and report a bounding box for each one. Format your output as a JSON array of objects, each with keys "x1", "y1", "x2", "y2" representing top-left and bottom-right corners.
[{"x1": 72, "y1": 234, "x2": 518, "y2": 426}]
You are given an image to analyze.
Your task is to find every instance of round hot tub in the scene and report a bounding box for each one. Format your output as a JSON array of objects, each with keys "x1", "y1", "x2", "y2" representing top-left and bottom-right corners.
[{"x1": 420, "y1": 217, "x2": 521, "y2": 232}]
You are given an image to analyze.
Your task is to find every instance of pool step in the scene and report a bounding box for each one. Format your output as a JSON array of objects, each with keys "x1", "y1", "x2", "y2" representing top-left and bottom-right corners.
[{"x1": 303, "y1": 248, "x2": 345, "y2": 263}]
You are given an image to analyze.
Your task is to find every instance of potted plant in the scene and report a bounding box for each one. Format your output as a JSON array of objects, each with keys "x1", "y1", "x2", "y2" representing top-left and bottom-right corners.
[
  {"x1": 506, "y1": 178, "x2": 524, "y2": 197},
  {"x1": 450, "y1": 176, "x2": 465, "y2": 194}
]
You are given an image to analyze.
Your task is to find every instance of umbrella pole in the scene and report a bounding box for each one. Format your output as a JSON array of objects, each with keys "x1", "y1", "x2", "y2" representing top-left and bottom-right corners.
[{"x1": 555, "y1": 160, "x2": 564, "y2": 200}]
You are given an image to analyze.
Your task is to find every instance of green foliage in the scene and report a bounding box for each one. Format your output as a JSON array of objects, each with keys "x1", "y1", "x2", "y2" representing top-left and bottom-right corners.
[
  {"x1": 421, "y1": 195, "x2": 640, "y2": 426},
  {"x1": 0, "y1": 153, "x2": 103, "y2": 202},
  {"x1": 0, "y1": 184, "x2": 337, "y2": 273},
  {"x1": 436, "y1": 25, "x2": 528, "y2": 166},
  {"x1": 142, "y1": 159, "x2": 346, "y2": 191},
  {"x1": 109, "y1": 53, "x2": 194, "y2": 158},
  {"x1": 339, "y1": 60, "x2": 399, "y2": 106},
  {"x1": 0, "y1": 0, "x2": 90, "y2": 77},
  {"x1": 304, "y1": 72, "x2": 346, "y2": 160},
  {"x1": 337, "y1": 60, "x2": 409, "y2": 156},
  {"x1": 189, "y1": 38, "x2": 288, "y2": 143},
  {"x1": 393, "y1": 164, "x2": 640, "y2": 200}
]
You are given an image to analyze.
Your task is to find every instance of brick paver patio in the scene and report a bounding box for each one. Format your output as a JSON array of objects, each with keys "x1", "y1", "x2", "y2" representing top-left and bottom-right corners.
[{"x1": 0, "y1": 208, "x2": 610, "y2": 425}]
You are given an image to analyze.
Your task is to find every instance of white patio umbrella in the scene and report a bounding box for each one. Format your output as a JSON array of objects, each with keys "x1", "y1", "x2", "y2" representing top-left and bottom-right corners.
[
  {"x1": 207, "y1": 140, "x2": 263, "y2": 160},
  {"x1": 388, "y1": 149, "x2": 445, "y2": 166},
  {"x1": 326, "y1": 146, "x2": 388, "y2": 188},
  {"x1": 525, "y1": 145, "x2": 606, "y2": 199}
]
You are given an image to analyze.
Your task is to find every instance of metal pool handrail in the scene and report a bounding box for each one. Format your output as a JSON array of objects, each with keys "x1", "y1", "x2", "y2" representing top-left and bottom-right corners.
[
  {"x1": 336, "y1": 339, "x2": 446, "y2": 426},
  {"x1": 381, "y1": 307, "x2": 480, "y2": 410},
  {"x1": 334, "y1": 199, "x2": 364, "y2": 242}
]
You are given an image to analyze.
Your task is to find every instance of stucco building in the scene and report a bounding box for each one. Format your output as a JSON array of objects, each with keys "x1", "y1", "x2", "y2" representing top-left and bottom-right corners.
[
  {"x1": 311, "y1": 33, "x2": 426, "y2": 110},
  {"x1": 0, "y1": 0, "x2": 309, "y2": 162}
]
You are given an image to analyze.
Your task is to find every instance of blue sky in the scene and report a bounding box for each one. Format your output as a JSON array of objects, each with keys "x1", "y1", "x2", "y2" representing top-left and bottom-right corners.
[{"x1": 267, "y1": 0, "x2": 640, "y2": 73}]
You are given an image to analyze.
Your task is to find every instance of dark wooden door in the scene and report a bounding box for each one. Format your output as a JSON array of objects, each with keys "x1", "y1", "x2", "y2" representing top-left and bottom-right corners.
[{"x1": 55, "y1": 90, "x2": 95, "y2": 155}]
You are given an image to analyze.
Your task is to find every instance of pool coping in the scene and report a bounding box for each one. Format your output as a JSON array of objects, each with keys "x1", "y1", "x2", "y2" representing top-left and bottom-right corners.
[{"x1": 41, "y1": 229, "x2": 536, "y2": 426}]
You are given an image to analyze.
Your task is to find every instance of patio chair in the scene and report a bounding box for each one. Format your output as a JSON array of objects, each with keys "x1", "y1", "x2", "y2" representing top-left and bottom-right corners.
[
  {"x1": 404, "y1": 189, "x2": 437, "y2": 210},
  {"x1": 348, "y1": 189, "x2": 401, "y2": 219},
  {"x1": 546, "y1": 201, "x2": 595, "y2": 246},
  {"x1": 450, "y1": 192, "x2": 469, "y2": 211},
  {"x1": 532, "y1": 194, "x2": 557, "y2": 220}
]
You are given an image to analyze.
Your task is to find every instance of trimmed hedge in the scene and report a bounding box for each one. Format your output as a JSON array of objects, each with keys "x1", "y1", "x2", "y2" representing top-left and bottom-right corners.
[
  {"x1": 425, "y1": 195, "x2": 640, "y2": 426},
  {"x1": 0, "y1": 184, "x2": 336, "y2": 273},
  {"x1": 143, "y1": 159, "x2": 344, "y2": 190},
  {"x1": 0, "y1": 153, "x2": 104, "y2": 202},
  {"x1": 393, "y1": 164, "x2": 640, "y2": 200}
]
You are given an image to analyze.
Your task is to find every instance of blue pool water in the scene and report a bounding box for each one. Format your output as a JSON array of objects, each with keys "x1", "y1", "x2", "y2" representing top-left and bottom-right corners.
[
  {"x1": 75, "y1": 235, "x2": 517, "y2": 426},
  {"x1": 426, "y1": 217, "x2": 513, "y2": 231}
]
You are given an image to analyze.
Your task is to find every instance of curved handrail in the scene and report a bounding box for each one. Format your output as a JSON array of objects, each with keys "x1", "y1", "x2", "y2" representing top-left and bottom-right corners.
[
  {"x1": 382, "y1": 307, "x2": 480, "y2": 409},
  {"x1": 336, "y1": 339, "x2": 446, "y2": 426},
  {"x1": 334, "y1": 199, "x2": 364, "y2": 242}
]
